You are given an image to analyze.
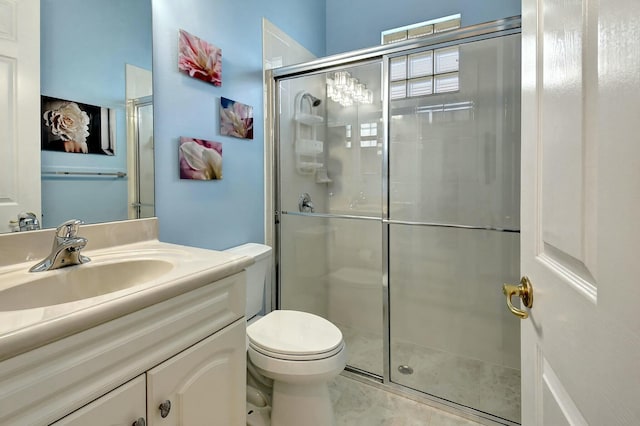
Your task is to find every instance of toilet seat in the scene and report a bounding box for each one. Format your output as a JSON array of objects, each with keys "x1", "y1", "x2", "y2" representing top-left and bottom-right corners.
[
  {"x1": 247, "y1": 310, "x2": 344, "y2": 361},
  {"x1": 248, "y1": 342, "x2": 347, "y2": 380},
  {"x1": 249, "y1": 340, "x2": 345, "y2": 361}
]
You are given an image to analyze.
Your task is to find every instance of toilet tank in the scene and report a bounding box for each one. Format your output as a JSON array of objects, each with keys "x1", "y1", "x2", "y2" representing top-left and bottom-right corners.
[{"x1": 224, "y1": 243, "x2": 272, "y2": 320}]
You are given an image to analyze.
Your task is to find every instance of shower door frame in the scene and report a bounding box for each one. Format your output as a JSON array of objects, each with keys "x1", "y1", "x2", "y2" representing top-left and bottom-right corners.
[
  {"x1": 127, "y1": 96, "x2": 154, "y2": 219},
  {"x1": 269, "y1": 16, "x2": 522, "y2": 426}
]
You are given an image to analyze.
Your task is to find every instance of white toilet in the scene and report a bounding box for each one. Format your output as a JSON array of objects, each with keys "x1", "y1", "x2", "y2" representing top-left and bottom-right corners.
[{"x1": 225, "y1": 243, "x2": 347, "y2": 426}]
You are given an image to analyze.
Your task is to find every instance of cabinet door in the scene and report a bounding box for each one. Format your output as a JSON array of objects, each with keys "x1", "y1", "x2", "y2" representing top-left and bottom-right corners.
[
  {"x1": 50, "y1": 375, "x2": 146, "y2": 426},
  {"x1": 147, "y1": 319, "x2": 246, "y2": 425}
]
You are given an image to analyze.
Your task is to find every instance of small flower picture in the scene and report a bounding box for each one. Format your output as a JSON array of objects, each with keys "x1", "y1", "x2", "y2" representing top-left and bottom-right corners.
[
  {"x1": 178, "y1": 29, "x2": 222, "y2": 86},
  {"x1": 41, "y1": 96, "x2": 115, "y2": 155},
  {"x1": 220, "y1": 97, "x2": 254, "y2": 140},
  {"x1": 179, "y1": 137, "x2": 223, "y2": 180}
]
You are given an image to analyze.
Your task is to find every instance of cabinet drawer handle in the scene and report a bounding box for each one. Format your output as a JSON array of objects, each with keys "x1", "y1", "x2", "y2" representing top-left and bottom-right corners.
[
  {"x1": 159, "y1": 400, "x2": 172, "y2": 418},
  {"x1": 132, "y1": 418, "x2": 146, "y2": 426}
]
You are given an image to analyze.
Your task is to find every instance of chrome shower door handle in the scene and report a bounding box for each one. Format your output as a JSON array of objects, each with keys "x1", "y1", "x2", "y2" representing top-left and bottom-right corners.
[{"x1": 298, "y1": 193, "x2": 315, "y2": 213}]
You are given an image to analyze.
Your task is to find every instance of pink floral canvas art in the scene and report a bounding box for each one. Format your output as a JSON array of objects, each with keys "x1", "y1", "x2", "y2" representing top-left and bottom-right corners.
[
  {"x1": 178, "y1": 29, "x2": 222, "y2": 86},
  {"x1": 179, "y1": 137, "x2": 223, "y2": 180},
  {"x1": 220, "y1": 97, "x2": 254, "y2": 139}
]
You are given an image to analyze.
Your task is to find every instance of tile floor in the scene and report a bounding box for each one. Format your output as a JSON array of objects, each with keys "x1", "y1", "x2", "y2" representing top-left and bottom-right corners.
[
  {"x1": 329, "y1": 374, "x2": 486, "y2": 426},
  {"x1": 338, "y1": 325, "x2": 520, "y2": 423}
]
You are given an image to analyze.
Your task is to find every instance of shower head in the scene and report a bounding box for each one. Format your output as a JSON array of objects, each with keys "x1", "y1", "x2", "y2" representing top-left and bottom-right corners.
[{"x1": 303, "y1": 92, "x2": 322, "y2": 107}]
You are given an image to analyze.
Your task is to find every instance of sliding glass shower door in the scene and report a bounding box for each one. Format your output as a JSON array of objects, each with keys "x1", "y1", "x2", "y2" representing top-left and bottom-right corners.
[
  {"x1": 277, "y1": 61, "x2": 384, "y2": 376},
  {"x1": 274, "y1": 18, "x2": 522, "y2": 424},
  {"x1": 387, "y1": 34, "x2": 521, "y2": 423}
]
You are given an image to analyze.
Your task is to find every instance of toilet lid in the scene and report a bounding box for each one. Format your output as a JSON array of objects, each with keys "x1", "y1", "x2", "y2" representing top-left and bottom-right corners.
[{"x1": 247, "y1": 310, "x2": 343, "y2": 356}]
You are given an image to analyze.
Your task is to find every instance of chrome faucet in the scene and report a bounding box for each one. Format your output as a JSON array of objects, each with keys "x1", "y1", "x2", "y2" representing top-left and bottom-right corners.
[{"x1": 29, "y1": 219, "x2": 91, "y2": 272}]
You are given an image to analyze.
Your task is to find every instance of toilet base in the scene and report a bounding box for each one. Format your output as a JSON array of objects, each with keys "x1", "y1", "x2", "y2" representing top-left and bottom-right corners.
[
  {"x1": 270, "y1": 381, "x2": 334, "y2": 426},
  {"x1": 247, "y1": 401, "x2": 271, "y2": 426}
]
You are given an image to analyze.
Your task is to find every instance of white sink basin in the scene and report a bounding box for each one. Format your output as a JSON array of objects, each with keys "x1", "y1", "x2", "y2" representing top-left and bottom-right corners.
[
  {"x1": 0, "y1": 219, "x2": 255, "y2": 362},
  {"x1": 0, "y1": 258, "x2": 174, "y2": 311}
]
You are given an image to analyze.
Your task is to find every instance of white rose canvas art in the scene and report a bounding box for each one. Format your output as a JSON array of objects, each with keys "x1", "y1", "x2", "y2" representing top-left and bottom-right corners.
[{"x1": 41, "y1": 96, "x2": 115, "y2": 155}]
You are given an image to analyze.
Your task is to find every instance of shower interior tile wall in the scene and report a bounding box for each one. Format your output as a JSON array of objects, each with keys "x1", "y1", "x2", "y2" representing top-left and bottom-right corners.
[
  {"x1": 279, "y1": 73, "x2": 330, "y2": 318},
  {"x1": 278, "y1": 74, "x2": 328, "y2": 214}
]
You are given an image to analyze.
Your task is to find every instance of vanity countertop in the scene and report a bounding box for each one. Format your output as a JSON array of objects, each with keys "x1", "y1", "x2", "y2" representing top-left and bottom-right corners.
[{"x1": 0, "y1": 218, "x2": 253, "y2": 361}]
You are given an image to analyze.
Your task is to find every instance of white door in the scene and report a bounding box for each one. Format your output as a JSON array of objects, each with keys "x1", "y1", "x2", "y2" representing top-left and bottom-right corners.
[
  {"x1": 0, "y1": 0, "x2": 41, "y2": 232},
  {"x1": 520, "y1": 0, "x2": 640, "y2": 424}
]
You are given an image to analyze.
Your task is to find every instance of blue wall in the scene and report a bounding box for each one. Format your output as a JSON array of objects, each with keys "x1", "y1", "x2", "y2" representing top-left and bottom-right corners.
[
  {"x1": 151, "y1": 0, "x2": 517, "y2": 250},
  {"x1": 325, "y1": 0, "x2": 521, "y2": 54},
  {"x1": 40, "y1": 0, "x2": 152, "y2": 228},
  {"x1": 152, "y1": 0, "x2": 325, "y2": 250}
]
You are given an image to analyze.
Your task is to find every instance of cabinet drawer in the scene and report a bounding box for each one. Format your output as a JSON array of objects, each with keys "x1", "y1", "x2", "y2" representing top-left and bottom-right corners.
[{"x1": 50, "y1": 375, "x2": 146, "y2": 426}]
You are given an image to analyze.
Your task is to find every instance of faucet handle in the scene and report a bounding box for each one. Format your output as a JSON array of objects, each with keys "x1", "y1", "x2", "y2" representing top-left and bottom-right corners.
[{"x1": 56, "y1": 219, "x2": 84, "y2": 238}]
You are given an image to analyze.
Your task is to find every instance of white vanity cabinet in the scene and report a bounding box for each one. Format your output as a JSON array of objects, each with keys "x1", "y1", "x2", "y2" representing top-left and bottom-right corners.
[
  {"x1": 0, "y1": 271, "x2": 247, "y2": 426},
  {"x1": 50, "y1": 319, "x2": 245, "y2": 426}
]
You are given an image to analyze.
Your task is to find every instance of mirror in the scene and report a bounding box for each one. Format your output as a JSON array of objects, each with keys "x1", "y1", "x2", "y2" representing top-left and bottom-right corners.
[{"x1": 7, "y1": 0, "x2": 154, "y2": 233}]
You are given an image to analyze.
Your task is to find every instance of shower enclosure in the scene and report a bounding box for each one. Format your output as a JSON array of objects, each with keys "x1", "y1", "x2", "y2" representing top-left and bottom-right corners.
[{"x1": 271, "y1": 17, "x2": 521, "y2": 425}]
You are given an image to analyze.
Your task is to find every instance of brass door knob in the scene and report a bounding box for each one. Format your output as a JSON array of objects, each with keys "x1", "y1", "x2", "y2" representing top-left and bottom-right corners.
[{"x1": 503, "y1": 276, "x2": 534, "y2": 319}]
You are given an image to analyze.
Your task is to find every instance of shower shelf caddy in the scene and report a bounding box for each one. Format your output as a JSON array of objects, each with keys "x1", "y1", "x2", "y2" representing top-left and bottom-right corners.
[{"x1": 294, "y1": 92, "x2": 324, "y2": 175}]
